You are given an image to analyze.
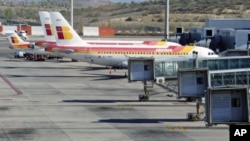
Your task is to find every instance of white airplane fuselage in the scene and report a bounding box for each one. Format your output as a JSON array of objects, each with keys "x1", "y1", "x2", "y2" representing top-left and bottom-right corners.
[
  {"x1": 47, "y1": 11, "x2": 218, "y2": 68},
  {"x1": 46, "y1": 44, "x2": 218, "y2": 68}
]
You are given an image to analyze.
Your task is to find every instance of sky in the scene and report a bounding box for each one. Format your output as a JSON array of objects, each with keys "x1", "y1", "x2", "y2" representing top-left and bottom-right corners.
[{"x1": 111, "y1": 0, "x2": 148, "y2": 3}]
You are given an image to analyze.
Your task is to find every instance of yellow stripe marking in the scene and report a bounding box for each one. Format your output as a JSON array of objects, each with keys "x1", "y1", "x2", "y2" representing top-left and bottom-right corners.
[
  {"x1": 165, "y1": 126, "x2": 186, "y2": 132},
  {"x1": 156, "y1": 41, "x2": 166, "y2": 46},
  {"x1": 178, "y1": 46, "x2": 195, "y2": 53}
]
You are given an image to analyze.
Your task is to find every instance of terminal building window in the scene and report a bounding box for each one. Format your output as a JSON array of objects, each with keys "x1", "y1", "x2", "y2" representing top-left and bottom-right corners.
[
  {"x1": 236, "y1": 72, "x2": 247, "y2": 85},
  {"x1": 229, "y1": 59, "x2": 239, "y2": 69},
  {"x1": 218, "y1": 59, "x2": 228, "y2": 70},
  {"x1": 223, "y1": 72, "x2": 235, "y2": 85}
]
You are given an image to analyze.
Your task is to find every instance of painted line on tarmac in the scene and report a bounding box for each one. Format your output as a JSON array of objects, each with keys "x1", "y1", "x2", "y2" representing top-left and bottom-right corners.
[
  {"x1": 0, "y1": 37, "x2": 7, "y2": 40},
  {"x1": 0, "y1": 72, "x2": 22, "y2": 95},
  {"x1": 165, "y1": 125, "x2": 186, "y2": 132},
  {"x1": 118, "y1": 104, "x2": 134, "y2": 108}
]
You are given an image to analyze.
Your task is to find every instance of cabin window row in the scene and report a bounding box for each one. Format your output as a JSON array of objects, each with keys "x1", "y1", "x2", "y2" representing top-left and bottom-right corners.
[{"x1": 97, "y1": 51, "x2": 189, "y2": 55}]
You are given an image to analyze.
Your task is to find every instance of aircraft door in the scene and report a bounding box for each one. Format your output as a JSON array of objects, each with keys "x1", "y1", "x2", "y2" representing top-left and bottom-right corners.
[
  {"x1": 231, "y1": 93, "x2": 243, "y2": 122},
  {"x1": 107, "y1": 56, "x2": 113, "y2": 66},
  {"x1": 102, "y1": 55, "x2": 113, "y2": 66}
]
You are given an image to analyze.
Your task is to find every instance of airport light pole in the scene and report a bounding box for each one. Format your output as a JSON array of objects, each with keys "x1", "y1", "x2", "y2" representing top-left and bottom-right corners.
[
  {"x1": 164, "y1": 0, "x2": 169, "y2": 40},
  {"x1": 71, "y1": 0, "x2": 74, "y2": 29}
]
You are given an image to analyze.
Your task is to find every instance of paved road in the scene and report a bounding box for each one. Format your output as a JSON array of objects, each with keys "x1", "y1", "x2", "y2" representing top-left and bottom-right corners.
[{"x1": 0, "y1": 39, "x2": 228, "y2": 141}]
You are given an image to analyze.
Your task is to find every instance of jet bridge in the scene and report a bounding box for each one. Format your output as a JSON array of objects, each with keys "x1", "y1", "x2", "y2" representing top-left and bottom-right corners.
[
  {"x1": 205, "y1": 86, "x2": 250, "y2": 126},
  {"x1": 178, "y1": 68, "x2": 208, "y2": 99},
  {"x1": 128, "y1": 57, "x2": 155, "y2": 101},
  {"x1": 176, "y1": 56, "x2": 250, "y2": 121},
  {"x1": 178, "y1": 68, "x2": 208, "y2": 120}
]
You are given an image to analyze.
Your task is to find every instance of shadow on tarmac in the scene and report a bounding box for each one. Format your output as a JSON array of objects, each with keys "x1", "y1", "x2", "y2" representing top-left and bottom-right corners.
[
  {"x1": 63, "y1": 99, "x2": 138, "y2": 103},
  {"x1": 97, "y1": 118, "x2": 188, "y2": 123}
]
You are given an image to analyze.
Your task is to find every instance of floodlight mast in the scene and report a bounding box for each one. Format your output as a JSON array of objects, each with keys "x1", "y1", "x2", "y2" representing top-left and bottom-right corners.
[
  {"x1": 71, "y1": 0, "x2": 74, "y2": 29},
  {"x1": 164, "y1": 0, "x2": 169, "y2": 40}
]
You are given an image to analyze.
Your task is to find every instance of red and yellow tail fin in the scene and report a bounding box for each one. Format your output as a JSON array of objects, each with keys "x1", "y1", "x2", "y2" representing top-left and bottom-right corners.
[
  {"x1": 49, "y1": 12, "x2": 88, "y2": 46},
  {"x1": 39, "y1": 11, "x2": 55, "y2": 42},
  {"x1": 7, "y1": 33, "x2": 30, "y2": 49}
]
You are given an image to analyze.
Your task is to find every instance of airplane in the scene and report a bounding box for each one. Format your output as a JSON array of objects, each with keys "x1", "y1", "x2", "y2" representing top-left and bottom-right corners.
[
  {"x1": 45, "y1": 12, "x2": 218, "y2": 68},
  {"x1": 6, "y1": 12, "x2": 61, "y2": 59},
  {"x1": 1, "y1": 12, "x2": 52, "y2": 48},
  {"x1": 7, "y1": 30, "x2": 53, "y2": 50},
  {"x1": 38, "y1": 11, "x2": 182, "y2": 47},
  {"x1": 7, "y1": 32, "x2": 60, "y2": 60},
  {"x1": 7, "y1": 32, "x2": 34, "y2": 49}
]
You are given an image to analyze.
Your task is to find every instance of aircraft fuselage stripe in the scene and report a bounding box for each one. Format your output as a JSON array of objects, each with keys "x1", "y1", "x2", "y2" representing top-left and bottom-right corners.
[{"x1": 46, "y1": 45, "x2": 195, "y2": 56}]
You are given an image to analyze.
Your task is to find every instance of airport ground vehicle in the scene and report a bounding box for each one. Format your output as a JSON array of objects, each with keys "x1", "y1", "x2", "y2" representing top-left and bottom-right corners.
[{"x1": 14, "y1": 50, "x2": 25, "y2": 58}]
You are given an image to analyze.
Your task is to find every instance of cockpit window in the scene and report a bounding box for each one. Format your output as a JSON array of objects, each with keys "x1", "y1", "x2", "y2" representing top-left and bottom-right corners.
[{"x1": 208, "y1": 52, "x2": 215, "y2": 55}]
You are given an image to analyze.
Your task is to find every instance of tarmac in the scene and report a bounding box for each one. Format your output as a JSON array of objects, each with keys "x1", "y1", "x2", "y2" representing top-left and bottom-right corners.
[{"x1": 0, "y1": 37, "x2": 228, "y2": 141}]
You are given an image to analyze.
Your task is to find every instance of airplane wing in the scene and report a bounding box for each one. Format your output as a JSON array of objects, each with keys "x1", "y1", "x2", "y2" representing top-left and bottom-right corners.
[
  {"x1": 21, "y1": 48, "x2": 47, "y2": 55},
  {"x1": 52, "y1": 48, "x2": 75, "y2": 54}
]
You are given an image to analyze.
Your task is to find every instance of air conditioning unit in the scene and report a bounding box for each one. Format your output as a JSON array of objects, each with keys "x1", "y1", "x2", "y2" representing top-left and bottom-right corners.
[{"x1": 156, "y1": 77, "x2": 165, "y2": 84}]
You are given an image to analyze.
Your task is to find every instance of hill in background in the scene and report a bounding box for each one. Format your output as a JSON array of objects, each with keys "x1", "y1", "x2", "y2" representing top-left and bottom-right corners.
[
  {"x1": 111, "y1": 0, "x2": 148, "y2": 3},
  {"x1": 1, "y1": 0, "x2": 250, "y2": 35}
]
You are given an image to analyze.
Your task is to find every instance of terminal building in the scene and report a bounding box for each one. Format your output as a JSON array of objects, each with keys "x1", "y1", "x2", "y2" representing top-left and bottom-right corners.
[
  {"x1": 156, "y1": 18, "x2": 250, "y2": 87},
  {"x1": 155, "y1": 56, "x2": 250, "y2": 87},
  {"x1": 175, "y1": 18, "x2": 250, "y2": 53}
]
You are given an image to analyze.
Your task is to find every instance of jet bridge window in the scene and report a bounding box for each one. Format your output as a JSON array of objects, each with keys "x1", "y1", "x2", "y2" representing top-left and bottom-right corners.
[
  {"x1": 197, "y1": 77, "x2": 203, "y2": 84},
  {"x1": 231, "y1": 98, "x2": 241, "y2": 107},
  {"x1": 144, "y1": 65, "x2": 150, "y2": 71}
]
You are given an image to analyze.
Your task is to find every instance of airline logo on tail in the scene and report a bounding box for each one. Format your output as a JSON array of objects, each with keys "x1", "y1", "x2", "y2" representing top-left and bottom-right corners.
[
  {"x1": 8, "y1": 33, "x2": 31, "y2": 49},
  {"x1": 44, "y1": 24, "x2": 54, "y2": 36},
  {"x1": 11, "y1": 36, "x2": 20, "y2": 44},
  {"x1": 55, "y1": 26, "x2": 73, "y2": 40}
]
